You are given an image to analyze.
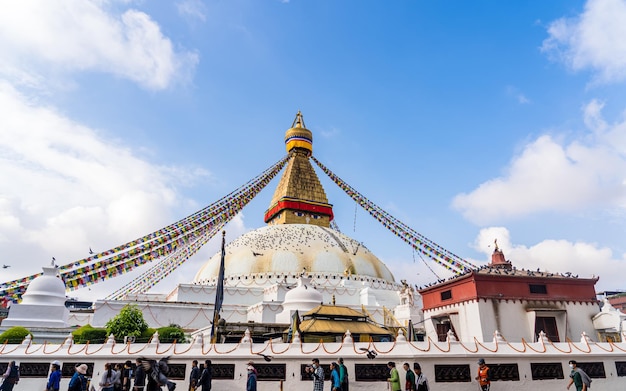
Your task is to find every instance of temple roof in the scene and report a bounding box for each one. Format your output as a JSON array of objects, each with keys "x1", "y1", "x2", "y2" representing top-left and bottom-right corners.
[
  {"x1": 299, "y1": 304, "x2": 391, "y2": 336},
  {"x1": 302, "y1": 304, "x2": 369, "y2": 319}
]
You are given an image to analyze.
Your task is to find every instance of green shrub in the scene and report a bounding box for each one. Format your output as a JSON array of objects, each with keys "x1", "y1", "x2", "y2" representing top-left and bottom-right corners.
[
  {"x1": 72, "y1": 324, "x2": 107, "y2": 343},
  {"x1": 158, "y1": 326, "x2": 187, "y2": 343},
  {"x1": 135, "y1": 328, "x2": 157, "y2": 343},
  {"x1": 81, "y1": 328, "x2": 108, "y2": 343},
  {"x1": 72, "y1": 324, "x2": 93, "y2": 342},
  {"x1": 0, "y1": 326, "x2": 32, "y2": 344},
  {"x1": 105, "y1": 304, "x2": 148, "y2": 340}
]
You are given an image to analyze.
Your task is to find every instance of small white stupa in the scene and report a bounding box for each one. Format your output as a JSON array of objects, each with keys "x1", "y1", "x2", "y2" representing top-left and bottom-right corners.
[
  {"x1": 276, "y1": 276, "x2": 323, "y2": 323},
  {"x1": 1, "y1": 265, "x2": 69, "y2": 328}
]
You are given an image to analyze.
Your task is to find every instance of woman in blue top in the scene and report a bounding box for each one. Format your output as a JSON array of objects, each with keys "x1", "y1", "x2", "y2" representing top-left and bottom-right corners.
[
  {"x1": 329, "y1": 362, "x2": 341, "y2": 391},
  {"x1": 46, "y1": 361, "x2": 62, "y2": 391}
]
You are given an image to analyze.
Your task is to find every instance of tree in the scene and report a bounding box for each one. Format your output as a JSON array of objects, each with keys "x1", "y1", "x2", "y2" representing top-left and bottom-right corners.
[{"x1": 105, "y1": 304, "x2": 148, "y2": 340}]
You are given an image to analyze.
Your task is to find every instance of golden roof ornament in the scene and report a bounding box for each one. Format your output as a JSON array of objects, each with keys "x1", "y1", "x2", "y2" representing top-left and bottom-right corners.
[{"x1": 284, "y1": 110, "x2": 313, "y2": 156}]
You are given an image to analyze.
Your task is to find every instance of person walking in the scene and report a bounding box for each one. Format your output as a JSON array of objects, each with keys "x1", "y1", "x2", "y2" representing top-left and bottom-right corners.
[
  {"x1": 121, "y1": 361, "x2": 132, "y2": 391},
  {"x1": 99, "y1": 363, "x2": 117, "y2": 391},
  {"x1": 387, "y1": 362, "x2": 401, "y2": 391},
  {"x1": 567, "y1": 360, "x2": 591, "y2": 391},
  {"x1": 413, "y1": 363, "x2": 429, "y2": 391},
  {"x1": 46, "y1": 361, "x2": 62, "y2": 391},
  {"x1": 305, "y1": 358, "x2": 324, "y2": 391},
  {"x1": 154, "y1": 358, "x2": 176, "y2": 391},
  {"x1": 475, "y1": 358, "x2": 491, "y2": 391},
  {"x1": 337, "y1": 358, "x2": 348, "y2": 391},
  {"x1": 198, "y1": 360, "x2": 212, "y2": 391},
  {"x1": 0, "y1": 361, "x2": 19, "y2": 391},
  {"x1": 246, "y1": 363, "x2": 257, "y2": 391},
  {"x1": 68, "y1": 364, "x2": 88, "y2": 391},
  {"x1": 329, "y1": 362, "x2": 341, "y2": 391},
  {"x1": 403, "y1": 363, "x2": 415, "y2": 391},
  {"x1": 189, "y1": 360, "x2": 200, "y2": 391},
  {"x1": 113, "y1": 363, "x2": 123, "y2": 391},
  {"x1": 133, "y1": 358, "x2": 146, "y2": 391}
]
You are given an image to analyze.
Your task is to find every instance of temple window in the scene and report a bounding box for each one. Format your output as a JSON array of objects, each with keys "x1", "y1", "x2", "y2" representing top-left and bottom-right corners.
[
  {"x1": 535, "y1": 316, "x2": 559, "y2": 342},
  {"x1": 435, "y1": 320, "x2": 457, "y2": 342},
  {"x1": 529, "y1": 284, "x2": 547, "y2": 294}
]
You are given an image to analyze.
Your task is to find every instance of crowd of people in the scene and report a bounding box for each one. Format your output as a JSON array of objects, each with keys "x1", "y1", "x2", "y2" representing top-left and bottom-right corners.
[{"x1": 0, "y1": 356, "x2": 594, "y2": 391}]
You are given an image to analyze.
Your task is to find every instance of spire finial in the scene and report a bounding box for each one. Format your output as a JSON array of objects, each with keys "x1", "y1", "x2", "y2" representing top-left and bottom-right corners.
[
  {"x1": 292, "y1": 110, "x2": 306, "y2": 129},
  {"x1": 494, "y1": 239, "x2": 499, "y2": 251}
]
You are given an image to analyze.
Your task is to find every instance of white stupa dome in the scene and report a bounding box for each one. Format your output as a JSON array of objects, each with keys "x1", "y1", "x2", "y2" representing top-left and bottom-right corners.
[
  {"x1": 276, "y1": 276, "x2": 323, "y2": 323},
  {"x1": 194, "y1": 224, "x2": 395, "y2": 284},
  {"x1": 21, "y1": 266, "x2": 66, "y2": 305},
  {"x1": 283, "y1": 277, "x2": 323, "y2": 305}
]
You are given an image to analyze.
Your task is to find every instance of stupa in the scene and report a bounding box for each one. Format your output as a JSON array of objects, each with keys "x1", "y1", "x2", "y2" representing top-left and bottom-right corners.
[
  {"x1": 92, "y1": 112, "x2": 419, "y2": 337},
  {"x1": 1, "y1": 265, "x2": 70, "y2": 328}
]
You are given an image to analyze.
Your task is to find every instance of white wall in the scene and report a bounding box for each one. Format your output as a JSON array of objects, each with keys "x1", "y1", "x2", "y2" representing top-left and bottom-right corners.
[
  {"x1": 424, "y1": 299, "x2": 600, "y2": 343},
  {"x1": 2, "y1": 337, "x2": 625, "y2": 391}
]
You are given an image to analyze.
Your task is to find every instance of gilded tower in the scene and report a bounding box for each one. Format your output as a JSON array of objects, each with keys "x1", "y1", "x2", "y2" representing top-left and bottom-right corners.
[{"x1": 263, "y1": 112, "x2": 334, "y2": 227}]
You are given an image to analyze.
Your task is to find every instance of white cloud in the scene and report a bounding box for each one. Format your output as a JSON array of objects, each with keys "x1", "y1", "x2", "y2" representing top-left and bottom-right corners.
[
  {"x1": 506, "y1": 85, "x2": 531, "y2": 104},
  {"x1": 176, "y1": 0, "x2": 207, "y2": 22},
  {"x1": 0, "y1": 81, "x2": 208, "y2": 280},
  {"x1": 452, "y1": 100, "x2": 626, "y2": 224},
  {"x1": 471, "y1": 227, "x2": 625, "y2": 291},
  {"x1": 0, "y1": 1, "x2": 198, "y2": 90},
  {"x1": 542, "y1": 0, "x2": 626, "y2": 84},
  {"x1": 318, "y1": 125, "x2": 341, "y2": 139}
]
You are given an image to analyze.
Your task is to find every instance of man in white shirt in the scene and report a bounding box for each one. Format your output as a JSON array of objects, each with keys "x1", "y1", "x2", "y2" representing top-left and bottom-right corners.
[{"x1": 414, "y1": 363, "x2": 429, "y2": 391}]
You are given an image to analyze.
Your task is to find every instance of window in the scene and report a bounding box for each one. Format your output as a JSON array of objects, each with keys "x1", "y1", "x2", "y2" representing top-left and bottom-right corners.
[
  {"x1": 616, "y1": 361, "x2": 626, "y2": 377},
  {"x1": 529, "y1": 284, "x2": 547, "y2": 294},
  {"x1": 211, "y1": 364, "x2": 235, "y2": 380},
  {"x1": 440, "y1": 290, "x2": 452, "y2": 300},
  {"x1": 488, "y1": 363, "x2": 520, "y2": 381},
  {"x1": 434, "y1": 364, "x2": 471, "y2": 382},
  {"x1": 535, "y1": 316, "x2": 559, "y2": 342},
  {"x1": 436, "y1": 321, "x2": 456, "y2": 342},
  {"x1": 255, "y1": 364, "x2": 286, "y2": 381},
  {"x1": 530, "y1": 363, "x2": 564, "y2": 380},
  {"x1": 576, "y1": 362, "x2": 606, "y2": 379},
  {"x1": 353, "y1": 364, "x2": 390, "y2": 382}
]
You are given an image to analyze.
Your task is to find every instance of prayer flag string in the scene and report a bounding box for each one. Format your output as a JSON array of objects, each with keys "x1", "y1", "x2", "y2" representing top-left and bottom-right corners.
[
  {"x1": 311, "y1": 156, "x2": 475, "y2": 275},
  {"x1": 0, "y1": 154, "x2": 291, "y2": 302}
]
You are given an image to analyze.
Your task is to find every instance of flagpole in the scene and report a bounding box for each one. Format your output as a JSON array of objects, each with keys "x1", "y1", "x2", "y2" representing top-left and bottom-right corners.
[{"x1": 210, "y1": 230, "x2": 226, "y2": 344}]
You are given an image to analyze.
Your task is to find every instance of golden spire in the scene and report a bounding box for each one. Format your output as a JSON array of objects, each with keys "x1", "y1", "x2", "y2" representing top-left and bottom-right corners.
[{"x1": 264, "y1": 112, "x2": 333, "y2": 227}]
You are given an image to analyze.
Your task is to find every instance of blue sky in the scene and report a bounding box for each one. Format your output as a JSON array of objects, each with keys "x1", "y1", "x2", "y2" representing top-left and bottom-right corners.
[{"x1": 1, "y1": 0, "x2": 625, "y2": 299}]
